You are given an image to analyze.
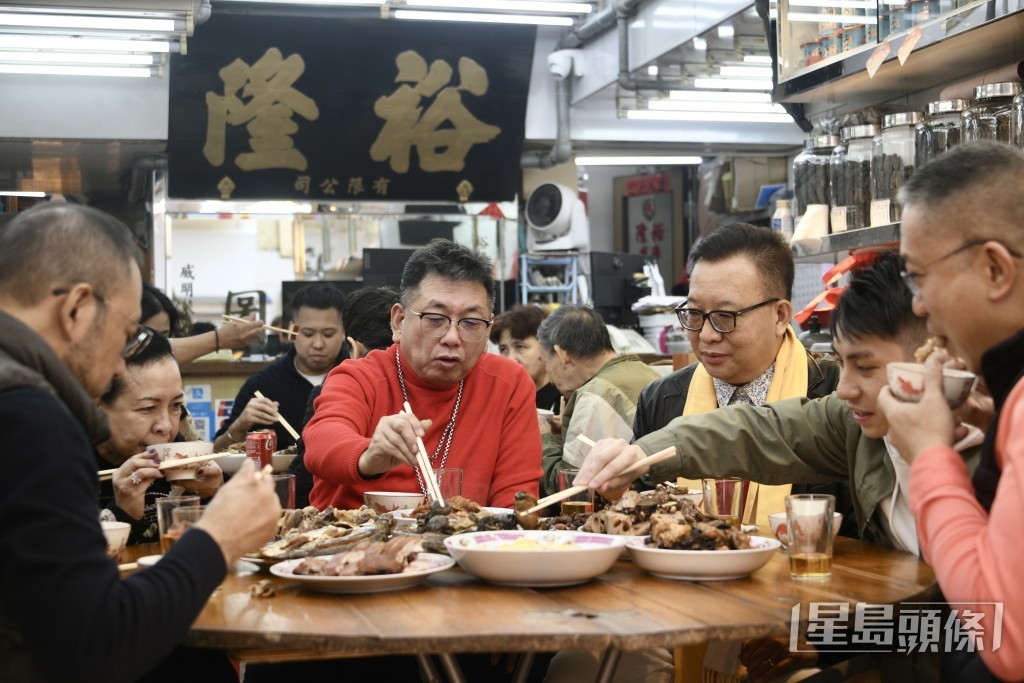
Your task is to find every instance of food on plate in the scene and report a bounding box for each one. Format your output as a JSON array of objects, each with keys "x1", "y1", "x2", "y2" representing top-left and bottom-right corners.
[
  {"x1": 513, "y1": 490, "x2": 540, "y2": 530},
  {"x1": 275, "y1": 504, "x2": 377, "y2": 539},
  {"x1": 254, "y1": 511, "x2": 391, "y2": 561},
  {"x1": 291, "y1": 535, "x2": 427, "y2": 577},
  {"x1": 486, "y1": 537, "x2": 578, "y2": 551},
  {"x1": 405, "y1": 495, "x2": 516, "y2": 535},
  {"x1": 647, "y1": 512, "x2": 752, "y2": 551},
  {"x1": 250, "y1": 579, "x2": 276, "y2": 598},
  {"x1": 539, "y1": 485, "x2": 699, "y2": 535}
]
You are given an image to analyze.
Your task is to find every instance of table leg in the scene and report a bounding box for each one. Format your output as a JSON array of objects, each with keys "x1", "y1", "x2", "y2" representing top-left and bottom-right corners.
[
  {"x1": 594, "y1": 649, "x2": 623, "y2": 683},
  {"x1": 437, "y1": 653, "x2": 468, "y2": 683},
  {"x1": 511, "y1": 652, "x2": 536, "y2": 683},
  {"x1": 416, "y1": 654, "x2": 443, "y2": 683}
]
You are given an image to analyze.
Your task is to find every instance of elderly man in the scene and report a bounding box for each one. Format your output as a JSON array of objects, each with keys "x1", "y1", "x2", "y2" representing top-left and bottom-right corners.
[
  {"x1": 304, "y1": 239, "x2": 541, "y2": 510},
  {"x1": 634, "y1": 222, "x2": 844, "y2": 529},
  {"x1": 538, "y1": 304, "x2": 660, "y2": 496},
  {"x1": 0, "y1": 203, "x2": 279, "y2": 683},
  {"x1": 876, "y1": 142, "x2": 1024, "y2": 681},
  {"x1": 214, "y1": 283, "x2": 346, "y2": 451}
]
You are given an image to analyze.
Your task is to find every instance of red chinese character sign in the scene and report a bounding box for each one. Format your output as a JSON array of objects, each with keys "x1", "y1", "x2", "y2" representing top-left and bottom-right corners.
[
  {"x1": 168, "y1": 13, "x2": 534, "y2": 202},
  {"x1": 624, "y1": 173, "x2": 675, "y2": 288}
]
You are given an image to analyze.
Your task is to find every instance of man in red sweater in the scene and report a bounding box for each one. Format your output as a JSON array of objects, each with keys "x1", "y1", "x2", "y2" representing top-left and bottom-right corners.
[{"x1": 303, "y1": 239, "x2": 542, "y2": 510}]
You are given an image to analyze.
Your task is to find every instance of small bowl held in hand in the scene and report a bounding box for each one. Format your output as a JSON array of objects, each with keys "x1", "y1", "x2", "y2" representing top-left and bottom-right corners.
[
  {"x1": 886, "y1": 362, "x2": 978, "y2": 409},
  {"x1": 101, "y1": 521, "x2": 131, "y2": 560}
]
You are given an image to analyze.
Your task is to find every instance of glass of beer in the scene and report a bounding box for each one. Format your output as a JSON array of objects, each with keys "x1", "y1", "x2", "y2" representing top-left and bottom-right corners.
[
  {"x1": 164, "y1": 506, "x2": 204, "y2": 552},
  {"x1": 557, "y1": 468, "x2": 594, "y2": 516},
  {"x1": 156, "y1": 495, "x2": 200, "y2": 554},
  {"x1": 701, "y1": 477, "x2": 747, "y2": 528},
  {"x1": 785, "y1": 493, "x2": 835, "y2": 580}
]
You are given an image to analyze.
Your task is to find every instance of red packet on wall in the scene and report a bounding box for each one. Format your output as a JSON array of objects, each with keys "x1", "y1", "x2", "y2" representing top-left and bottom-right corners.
[
  {"x1": 898, "y1": 27, "x2": 922, "y2": 65},
  {"x1": 866, "y1": 42, "x2": 890, "y2": 79}
]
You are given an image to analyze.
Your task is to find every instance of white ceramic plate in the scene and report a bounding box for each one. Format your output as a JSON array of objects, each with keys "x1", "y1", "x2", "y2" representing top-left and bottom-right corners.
[
  {"x1": 269, "y1": 552, "x2": 454, "y2": 594},
  {"x1": 444, "y1": 530, "x2": 627, "y2": 587},
  {"x1": 627, "y1": 535, "x2": 781, "y2": 581},
  {"x1": 217, "y1": 451, "x2": 296, "y2": 475}
]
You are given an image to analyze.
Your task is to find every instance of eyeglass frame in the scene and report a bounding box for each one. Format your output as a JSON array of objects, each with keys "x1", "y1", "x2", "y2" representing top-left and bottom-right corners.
[
  {"x1": 900, "y1": 238, "x2": 1024, "y2": 297},
  {"x1": 404, "y1": 306, "x2": 493, "y2": 342},
  {"x1": 674, "y1": 297, "x2": 781, "y2": 334},
  {"x1": 51, "y1": 287, "x2": 153, "y2": 359}
]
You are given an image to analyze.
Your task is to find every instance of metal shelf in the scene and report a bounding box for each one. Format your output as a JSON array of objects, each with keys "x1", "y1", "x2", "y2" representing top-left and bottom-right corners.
[
  {"x1": 778, "y1": 3, "x2": 1024, "y2": 104},
  {"x1": 792, "y1": 223, "x2": 901, "y2": 263},
  {"x1": 520, "y1": 252, "x2": 582, "y2": 305}
]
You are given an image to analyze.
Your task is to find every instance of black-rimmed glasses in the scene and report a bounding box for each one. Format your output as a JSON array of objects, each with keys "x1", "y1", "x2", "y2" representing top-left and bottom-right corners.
[
  {"x1": 674, "y1": 297, "x2": 780, "y2": 334},
  {"x1": 406, "y1": 307, "x2": 493, "y2": 342},
  {"x1": 52, "y1": 288, "x2": 153, "y2": 359},
  {"x1": 900, "y1": 238, "x2": 1023, "y2": 297}
]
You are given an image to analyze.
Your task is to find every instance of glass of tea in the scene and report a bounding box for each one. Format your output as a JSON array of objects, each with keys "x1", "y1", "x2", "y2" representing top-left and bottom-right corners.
[
  {"x1": 156, "y1": 495, "x2": 200, "y2": 554},
  {"x1": 556, "y1": 468, "x2": 594, "y2": 516},
  {"x1": 701, "y1": 477, "x2": 747, "y2": 528},
  {"x1": 164, "y1": 506, "x2": 204, "y2": 552},
  {"x1": 785, "y1": 493, "x2": 835, "y2": 581}
]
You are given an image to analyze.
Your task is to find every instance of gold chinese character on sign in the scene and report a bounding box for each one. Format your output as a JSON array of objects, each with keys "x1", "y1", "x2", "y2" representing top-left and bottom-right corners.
[
  {"x1": 295, "y1": 175, "x2": 311, "y2": 195},
  {"x1": 456, "y1": 179, "x2": 474, "y2": 202},
  {"x1": 204, "y1": 47, "x2": 320, "y2": 172},
  {"x1": 217, "y1": 176, "x2": 236, "y2": 199},
  {"x1": 370, "y1": 50, "x2": 500, "y2": 174},
  {"x1": 373, "y1": 177, "x2": 390, "y2": 196},
  {"x1": 347, "y1": 177, "x2": 365, "y2": 195},
  {"x1": 320, "y1": 178, "x2": 339, "y2": 195}
]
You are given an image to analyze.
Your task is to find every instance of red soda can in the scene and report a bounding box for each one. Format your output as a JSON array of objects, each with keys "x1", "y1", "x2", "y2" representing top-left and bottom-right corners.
[{"x1": 245, "y1": 431, "x2": 274, "y2": 470}]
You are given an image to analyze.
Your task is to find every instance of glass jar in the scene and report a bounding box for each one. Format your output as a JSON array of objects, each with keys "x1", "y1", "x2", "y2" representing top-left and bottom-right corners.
[
  {"x1": 830, "y1": 125, "x2": 878, "y2": 232},
  {"x1": 915, "y1": 99, "x2": 967, "y2": 167},
  {"x1": 793, "y1": 134, "x2": 838, "y2": 218},
  {"x1": 963, "y1": 82, "x2": 1023, "y2": 143},
  {"x1": 872, "y1": 112, "x2": 922, "y2": 225},
  {"x1": 1013, "y1": 91, "x2": 1024, "y2": 149}
]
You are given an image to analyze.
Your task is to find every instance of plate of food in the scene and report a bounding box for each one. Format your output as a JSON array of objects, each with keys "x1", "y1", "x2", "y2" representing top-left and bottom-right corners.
[
  {"x1": 269, "y1": 536, "x2": 454, "y2": 594},
  {"x1": 390, "y1": 506, "x2": 513, "y2": 529},
  {"x1": 627, "y1": 535, "x2": 781, "y2": 581}
]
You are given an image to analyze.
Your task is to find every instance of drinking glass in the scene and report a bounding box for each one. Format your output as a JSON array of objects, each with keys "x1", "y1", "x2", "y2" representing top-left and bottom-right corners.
[
  {"x1": 272, "y1": 473, "x2": 296, "y2": 509},
  {"x1": 557, "y1": 468, "x2": 594, "y2": 515},
  {"x1": 156, "y1": 495, "x2": 200, "y2": 554},
  {"x1": 786, "y1": 494, "x2": 835, "y2": 580},
  {"x1": 164, "y1": 506, "x2": 204, "y2": 552},
  {"x1": 432, "y1": 468, "x2": 463, "y2": 500},
  {"x1": 701, "y1": 477, "x2": 747, "y2": 528}
]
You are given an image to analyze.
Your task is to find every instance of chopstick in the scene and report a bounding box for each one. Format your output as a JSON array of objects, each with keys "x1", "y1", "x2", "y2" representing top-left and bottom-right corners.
[
  {"x1": 522, "y1": 445, "x2": 678, "y2": 515},
  {"x1": 118, "y1": 562, "x2": 138, "y2": 572},
  {"x1": 402, "y1": 401, "x2": 445, "y2": 504},
  {"x1": 254, "y1": 391, "x2": 301, "y2": 441},
  {"x1": 221, "y1": 314, "x2": 297, "y2": 339},
  {"x1": 97, "y1": 452, "x2": 225, "y2": 481}
]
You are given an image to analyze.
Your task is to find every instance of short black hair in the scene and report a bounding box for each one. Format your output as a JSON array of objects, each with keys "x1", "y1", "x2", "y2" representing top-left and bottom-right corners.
[
  {"x1": 536, "y1": 304, "x2": 613, "y2": 357},
  {"x1": 690, "y1": 223, "x2": 794, "y2": 300},
  {"x1": 341, "y1": 287, "x2": 399, "y2": 351},
  {"x1": 291, "y1": 284, "x2": 345, "y2": 317},
  {"x1": 100, "y1": 328, "x2": 175, "y2": 405},
  {"x1": 0, "y1": 203, "x2": 141, "y2": 307},
  {"x1": 141, "y1": 284, "x2": 180, "y2": 337},
  {"x1": 830, "y1": 253, "x2": 926, "y2": 346},
  {"x1": 489, "y1": 305, "x2": 548, "y2": 345},
  {"x1": 400, "y1": 239, "x2": 494, "y2": 309}
]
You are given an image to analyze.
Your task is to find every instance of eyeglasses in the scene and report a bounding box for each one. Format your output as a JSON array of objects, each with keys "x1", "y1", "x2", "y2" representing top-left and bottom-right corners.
[
  {"x1": 674, "y1": 297, "x2": 780, "y2": 334},
  {"x1": 900, "y1": 238, "x2": 1023, "y2": 297},
  {"x1": 52, "y1": 288, "x2": 153, "y2": 359},
  {"x1": 405, "y1": 307, "x2": 493, "y2": 342}
]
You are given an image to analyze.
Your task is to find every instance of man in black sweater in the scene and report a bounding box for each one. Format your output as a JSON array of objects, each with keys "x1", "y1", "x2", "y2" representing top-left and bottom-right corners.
[
  {"x1": 0, "y1": 203, "x2": 280, "y2": 683},
  {"x1": 213, "y1": 284, "x2": 346, "y2": 451}
]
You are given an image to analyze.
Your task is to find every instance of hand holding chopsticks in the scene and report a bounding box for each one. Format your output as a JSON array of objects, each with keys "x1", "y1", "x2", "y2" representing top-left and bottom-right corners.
[
  {"x1": 523, "y1": 441, "x2": 678, "y2": 515},
  {"x1": 401, "y1": 401, "x2": 445, "y2": 504},
  {"x1": 221, "y1": 314, "x2": 297, "y2": 340},
  {"x1": 253, "y1": 391, "x2": 300, "y2": 441}
]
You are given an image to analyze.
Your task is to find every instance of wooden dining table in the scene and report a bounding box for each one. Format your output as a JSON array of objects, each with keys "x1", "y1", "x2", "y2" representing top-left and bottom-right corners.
[{"x1": 122, "y1": 536, "x2": 937, "y2": 682}]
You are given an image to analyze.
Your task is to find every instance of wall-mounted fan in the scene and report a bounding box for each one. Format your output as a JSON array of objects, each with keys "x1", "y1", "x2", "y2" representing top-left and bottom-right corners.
[{"x1": 525, "y1": 182, "x2": 590, "y2": 252}]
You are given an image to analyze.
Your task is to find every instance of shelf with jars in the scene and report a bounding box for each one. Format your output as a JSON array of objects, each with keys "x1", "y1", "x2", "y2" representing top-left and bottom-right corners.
[{"x1": 776, "y1": 1, "x2": 1024, "y2": 104}]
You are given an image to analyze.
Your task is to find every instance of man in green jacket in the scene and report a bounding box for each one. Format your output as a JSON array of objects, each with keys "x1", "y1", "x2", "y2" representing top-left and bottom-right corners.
[{"x1": 537, "y1": 304, "x2": 661, "y2": 497}]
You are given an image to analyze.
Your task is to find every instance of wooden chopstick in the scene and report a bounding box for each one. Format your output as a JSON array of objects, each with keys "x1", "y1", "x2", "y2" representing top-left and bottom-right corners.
[
  {"x1": 97, "y1": 452, "x2": 224, "y2": 481},
  {"x1": 254, "y1": 391, "x2": 300, "y2": 441},
  {"x1": 523, "y1": 445, "x2": 678, "y2": 515},
  {"x1": 221, "y1": 314, "x2": 297, "y2": 339},
  {"x1": 402, "y1": 401, "x2": 445, "y2": 504}
]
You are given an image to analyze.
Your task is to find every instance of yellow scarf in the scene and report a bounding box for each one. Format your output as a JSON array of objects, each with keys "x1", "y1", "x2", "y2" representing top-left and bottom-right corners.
[{"x1": 678, "y1": 327, "x2": 808, "y2": 527}]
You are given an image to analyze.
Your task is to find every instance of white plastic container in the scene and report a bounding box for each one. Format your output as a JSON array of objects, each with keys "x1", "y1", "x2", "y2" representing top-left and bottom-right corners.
[{"x1": 772, "y1": 199, "x2": 794, "y2": 241}]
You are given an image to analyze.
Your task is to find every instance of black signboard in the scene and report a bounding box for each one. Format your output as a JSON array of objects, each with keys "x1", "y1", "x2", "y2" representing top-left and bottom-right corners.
[{"x1": 167, "y1": 14, "x2": 535, "y2": 202}]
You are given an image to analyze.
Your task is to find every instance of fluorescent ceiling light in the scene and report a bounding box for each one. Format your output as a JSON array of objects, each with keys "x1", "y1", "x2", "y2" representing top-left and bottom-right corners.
[
  {"x1": 648, "y1": 100, "x2": 786, "y2": 114},
  {"x1": 786, "y1": 12, "x2": 877, "y2": 24},
  {"x1": 393, "y1": 9, "x2": 573, "y2": 24},
  {"x1": 669, "y1": 89, "x2": 771, "y2": 102},
  {"x1": 216, "y1": 0, "x2": 384, "y2": 4},
  {"x1": 647, "y1": 65, "x2": 658, "y2": 76},
  {"x1": 717, "y1": 25, "x2": 734, "y2": 38},
  {"x1": 743, "y1": 55, "x2": 773, "y2": 64},
  {"x1": 0, "y1": 191, "x2": 45, "y2": 197},
  {"x1": 790, "y1": 0, "x2": 874, "y2": 7},
  {"x1": 575, "y1": 155, "x2": 702, "y2": 166},
  {"x1": 0, "y1": 35, "x2": 171, "y2": 52},
  {"x1": 0, "y1": 13, "x2": 179, "y2": 32},
  {"x1": 0, "y1": 63, "x2": 152, "y2": 77},
  {"x1": 694, "y1": 77, "x2": 772, "y2": 90},
  {"x1": 719, "y1": 65, "x2": 772, "y2": 78},
  {"x1": 627, "y1": 110, "x2": 793, "y2": 123},
  {"x1": 0, "y1": 51, "x2": 156, "y2": 65},
  {"x1": 406, "y1": 0, "x2": 591, "y2": 12},
  {"x1": 691, "y1": 37, "x2": 707, "y2": 51},
  {"x1": 194, "y1": 200, "x2": 315, "y2": 214}
]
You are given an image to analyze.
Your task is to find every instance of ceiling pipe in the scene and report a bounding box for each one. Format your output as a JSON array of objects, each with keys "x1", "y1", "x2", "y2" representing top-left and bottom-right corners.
[
  {"x1": 520, "y1": 76, "x2": 572, "y2": 168},
  {"x1": 615, "y1": 6, "x2": 661, "y2": 91}
]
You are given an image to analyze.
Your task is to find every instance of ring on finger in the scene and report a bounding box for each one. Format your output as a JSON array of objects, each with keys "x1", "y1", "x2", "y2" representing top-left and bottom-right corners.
[{"x1": 129, "y1": 471, "x2": 141, "y2": 486}]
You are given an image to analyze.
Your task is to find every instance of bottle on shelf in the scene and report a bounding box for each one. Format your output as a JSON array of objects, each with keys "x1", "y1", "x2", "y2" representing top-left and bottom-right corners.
[
  {"x1": 772, "y1": 199, "x2": 794, "y2": 241},
  {"x1": 963, "y1": 82, "x2": 1023, "y2": 143},
  {"x1": 872, "y1": 111, "x2": 922, "y2": 225},
  {"x1": 916, "y1": 99, "x2": 968, "y2": 167}
]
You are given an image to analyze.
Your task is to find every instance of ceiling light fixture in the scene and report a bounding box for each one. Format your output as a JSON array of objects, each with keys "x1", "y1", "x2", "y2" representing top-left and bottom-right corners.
[
  {"x1": 691, "y1": 37, "x2": 707, "y2": 51},
  {"x1": 0, "y1": 63, "x2": 154, "y2": 77},
  {"x1": 647, "y1": 65, "x2": 658, "y2": 76},
  {"x1": 648, "y1": 100, "x2": 786, "y2": 114},
  {"x1": 717, "y1": 25, "x2": 734, "y2": 38},
  {"x1": 575, "y1": 155, "x2": 702, "y2": 166},
  {"x1": 693, "y1": 77, "x2": 772, "y2": 91},
  {"x1": 405, "y1": 0, "x2": 591, "y2": 13},
  {"x1": 668, "y1": 90, "x2": 772, "y2": 102},
  {"x1": 627, "y1": 110, "x2": 794, "y2": 123},
  {"x1": 393, "y1": 9, "x2": 573, "y2": 25},
  {"x1": 0, "y1": 35, "x2": 172, "y2": 52},
  {"x1": 742, "y1": 55, "x2": 773, "y2": 64},
  {"x1": 786, "y1": 12, "x2": 878, "y2": 24},
  {"x1": 0, "y1": 191, "x2": 46, "y2": 197},
  {"x1": 0, "y1": 13, "x2": 181, "y2": 32},
  {"x1": 0, "y1": 51, "x2": 157, "y2": 65},
  {"x1": 789, "y1": 0, "x2": 875, "y2": 7},
  {"x1": 217, "y1": 0, "x2": 384, "y2": 4},
  {"x1": 719, "y1": 65, "x2": 773, "y2": 78}
]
